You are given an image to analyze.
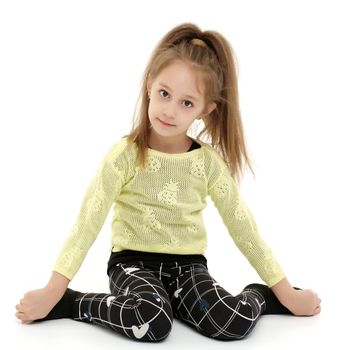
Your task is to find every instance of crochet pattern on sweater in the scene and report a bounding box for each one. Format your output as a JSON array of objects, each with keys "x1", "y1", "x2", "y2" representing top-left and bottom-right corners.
[{"x1": 54, "y1": 137, "x2": 284, "y2": 287}]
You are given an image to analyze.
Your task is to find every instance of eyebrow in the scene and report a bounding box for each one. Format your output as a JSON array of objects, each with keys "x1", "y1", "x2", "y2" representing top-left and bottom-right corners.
[{"x1": 159, "y1": 83, "x2": 199, "y2": 102}]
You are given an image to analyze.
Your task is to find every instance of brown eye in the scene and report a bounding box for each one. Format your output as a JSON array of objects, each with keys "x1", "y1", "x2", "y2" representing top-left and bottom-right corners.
[
  {"x1": 159, "y1": 89, "x2": 169, "y2": 98},
  {"x1": 183, "y1": 100, "x2": 193, "y2": 108}
]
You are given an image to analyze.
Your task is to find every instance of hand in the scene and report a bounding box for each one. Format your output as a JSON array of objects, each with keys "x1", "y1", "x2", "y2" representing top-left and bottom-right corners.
[
  {"x1": 284, "y1": 289, "x2": 321, "y2": 316},
  {"x1": 15, "y1": 287, "x2": 64, "y2": 324},
  {"x1": 271, "y1": 278, "x2": 321, "y2": 316}
]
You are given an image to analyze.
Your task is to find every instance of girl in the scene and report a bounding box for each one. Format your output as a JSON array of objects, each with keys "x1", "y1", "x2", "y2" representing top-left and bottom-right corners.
[{"x1": 15, "y1": 23, "x2": 321, "y2": 342}]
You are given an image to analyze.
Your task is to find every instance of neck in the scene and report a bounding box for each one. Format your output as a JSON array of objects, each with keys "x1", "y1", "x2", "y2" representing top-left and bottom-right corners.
[{"x1": 148, "y1": 135, "x2": 193, "y2": 154}]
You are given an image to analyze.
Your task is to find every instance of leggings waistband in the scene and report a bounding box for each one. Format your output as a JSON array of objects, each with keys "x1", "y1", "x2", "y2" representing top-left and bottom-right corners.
[{"x1": 107, "y1": 249, "x2": 207, "y2": 276}]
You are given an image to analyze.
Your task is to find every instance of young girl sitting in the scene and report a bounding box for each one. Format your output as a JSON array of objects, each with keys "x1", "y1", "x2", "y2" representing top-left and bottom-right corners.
[{"x1": 15, "y1": 22, "x2": 321, "y2": 342}]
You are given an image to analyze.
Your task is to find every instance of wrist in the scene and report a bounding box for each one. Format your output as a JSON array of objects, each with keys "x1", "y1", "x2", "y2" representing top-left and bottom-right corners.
[
  {"x1": 45, "y1": 271, "x2": 70, "y2": 297},
  {"x1": 271, "y1": 277, "x2": 298, "y2": 306}
]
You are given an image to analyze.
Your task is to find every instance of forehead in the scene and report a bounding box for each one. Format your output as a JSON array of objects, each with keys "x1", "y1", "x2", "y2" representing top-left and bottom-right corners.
[{"x1": 154, "y1": 60, "x2": 205, "y2": 99}]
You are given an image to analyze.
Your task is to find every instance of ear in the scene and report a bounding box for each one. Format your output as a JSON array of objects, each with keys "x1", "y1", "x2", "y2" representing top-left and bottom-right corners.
[{"x1": 198, "y1": 102, "x2": 216, "y2": 119}]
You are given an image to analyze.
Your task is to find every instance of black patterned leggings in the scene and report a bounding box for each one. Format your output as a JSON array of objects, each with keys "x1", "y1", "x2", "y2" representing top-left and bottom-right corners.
[{"x1": 72, "y1": 255, "x2": 264, "y2": 342}]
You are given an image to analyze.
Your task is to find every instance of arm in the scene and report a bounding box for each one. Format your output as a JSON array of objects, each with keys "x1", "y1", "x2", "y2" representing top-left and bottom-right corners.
[
  {"x1": 53, "y1": 141, "x2": 127, "y2": 280},
  {"x1": 16, "y1": 158, "x2": 118, "y2": 323},
  {"x1": 207, "y1": 151, "x2": 321, "y2": 316},
  {"x1": 271, "y1": 277, "x2": 321, "y2": 316},
  {"x1": 16, "y1": 139, "x2": 129, "y2": 323},
  {"x1": 15, "y1": 272, "x2": 70, "y2": 323},
  {"x1": 207, "y1": 157, "x2": 284, "y2": 287}
]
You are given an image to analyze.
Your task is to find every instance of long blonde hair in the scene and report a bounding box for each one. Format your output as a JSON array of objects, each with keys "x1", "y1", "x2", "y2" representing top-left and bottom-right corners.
[{"x1": 124, "y1": 23, "x2": 254, "y2": 183}]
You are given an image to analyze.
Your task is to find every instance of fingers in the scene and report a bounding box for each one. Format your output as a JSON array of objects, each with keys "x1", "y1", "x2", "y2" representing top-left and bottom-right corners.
[
  {"x1": 313, "y1": 304, "x2": 321, "y2": 315},
  {"x1": 16, "y1": 303, "x2": 23, "y2": 312},
  {"x1": 313, "y1": 292, "x2": 321, "y2": 302},
  {"x1": 15, "y1": 311, "x2": 24, "y2": 320},
  {"x1": 15, "y1": 311, "x2": 33, "y2": 324},
  {"x1": 311, "y1": 290, "x2": 321, "y2": 308},
  {"x1": 300, "y1": 290, "x2": 321, "y2": 316},
  {"x1": 16, "y1": 311, "x2": 27, "y2": 321},
  {"x1": 315, "y1": 293, "x2": 321, "y2": 313},
  {"x1": 312, "y1": 291, "x2": 321, "y2": 315},
  {"x1": 15, "y1": 303, "x2": 25, "y2": 321},
  {"x1": 15, "y1": 300, "x2": 33, "y2": 324}
]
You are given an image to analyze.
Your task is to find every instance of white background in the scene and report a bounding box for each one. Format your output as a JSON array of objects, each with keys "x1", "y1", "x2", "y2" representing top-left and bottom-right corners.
[{"x1": 1, "y1": 0, "x2": 349, "y2": 349}]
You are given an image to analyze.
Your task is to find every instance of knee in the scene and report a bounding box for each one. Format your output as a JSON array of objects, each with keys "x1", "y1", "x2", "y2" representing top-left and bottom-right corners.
[
  {"x1": 130, "y1": 312, "x2": 173, "y2": 342},
  {"x1": 198, "y1": 303, "x2": 257, "y2": 341},
  {"x1": 144, "y1": 311, "x2": 173, "y2": 342},
  {"x1": 129, "y1": 294, "x2": 174, "y2": 342}
]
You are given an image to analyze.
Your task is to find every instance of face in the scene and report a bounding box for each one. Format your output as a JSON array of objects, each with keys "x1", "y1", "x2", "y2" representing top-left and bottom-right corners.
[{"x1": 147, "y1": 60, "x2": 216, "y2": 147}]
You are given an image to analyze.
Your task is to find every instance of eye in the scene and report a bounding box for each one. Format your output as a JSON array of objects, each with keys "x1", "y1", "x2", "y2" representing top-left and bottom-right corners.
[
  {"x1": 159, "y1": 89, "x2": 169, "y2": 98},
  {"x1": 183, "y1": 100, "x2": 193, "y2": 108}
]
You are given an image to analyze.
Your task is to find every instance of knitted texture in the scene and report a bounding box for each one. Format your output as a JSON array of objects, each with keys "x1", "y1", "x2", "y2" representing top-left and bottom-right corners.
[{"x1": 53, "y1": 137, "x2": 284, "y2": 286}]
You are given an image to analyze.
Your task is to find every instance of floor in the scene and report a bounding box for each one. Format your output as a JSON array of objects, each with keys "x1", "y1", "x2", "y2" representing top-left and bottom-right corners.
[{"x1": 6, "y1": 288, "x2": 342, "y2": 350}]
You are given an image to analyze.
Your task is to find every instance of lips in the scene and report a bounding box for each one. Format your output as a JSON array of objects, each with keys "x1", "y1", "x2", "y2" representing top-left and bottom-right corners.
[{"x1": 158, "y1": 118, "x2": 175, "y2": 127}]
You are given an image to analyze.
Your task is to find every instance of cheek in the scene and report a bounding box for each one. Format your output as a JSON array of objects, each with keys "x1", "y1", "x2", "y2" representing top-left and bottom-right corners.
[
  {"x1": 148, "y1": 100, "x2": 158, "y2": 118},
  {"x1": 149, "y1": 98, "x2": 162, "y2": 113},
  {"x1": 147, "y1": 101, "x2": 153, "y2": 117}
]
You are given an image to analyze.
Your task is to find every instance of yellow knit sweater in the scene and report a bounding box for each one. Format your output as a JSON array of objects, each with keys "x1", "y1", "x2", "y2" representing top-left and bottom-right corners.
[{"x1": 53, "y1": 137, "x2": 284, "y2": 287}]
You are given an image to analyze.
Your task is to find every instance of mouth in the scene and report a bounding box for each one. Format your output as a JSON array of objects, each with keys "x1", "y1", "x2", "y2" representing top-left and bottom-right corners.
[{"x1": 157, "y1": 118, "x2": 175, "y2": 127}]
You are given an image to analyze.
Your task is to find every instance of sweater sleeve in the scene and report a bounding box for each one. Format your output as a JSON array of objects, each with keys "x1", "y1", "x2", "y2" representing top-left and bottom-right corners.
[
  {"x1": 207, "y1": 151, "x2": 285, "y2": 287},
  {"x1": 53, "y1": 140, "x2": 128, "y2": 280}
]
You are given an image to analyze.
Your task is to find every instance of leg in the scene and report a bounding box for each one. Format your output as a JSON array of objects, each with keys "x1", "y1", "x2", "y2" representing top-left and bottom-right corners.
[
  {"x1": 73, "y1": 263, "x2": 173, "y2": 342},
  {"x1": 168, "y1": 263, "x2": 264, "y2": 340},
  {"x1": 243, "y1": 283, "x2": 298, "y2": 315}
]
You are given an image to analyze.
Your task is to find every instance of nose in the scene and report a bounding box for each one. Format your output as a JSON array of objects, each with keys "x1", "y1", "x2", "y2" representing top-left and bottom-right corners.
[{"x1": 163, "y1": 102, "x2": 177, "y2": 121}]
